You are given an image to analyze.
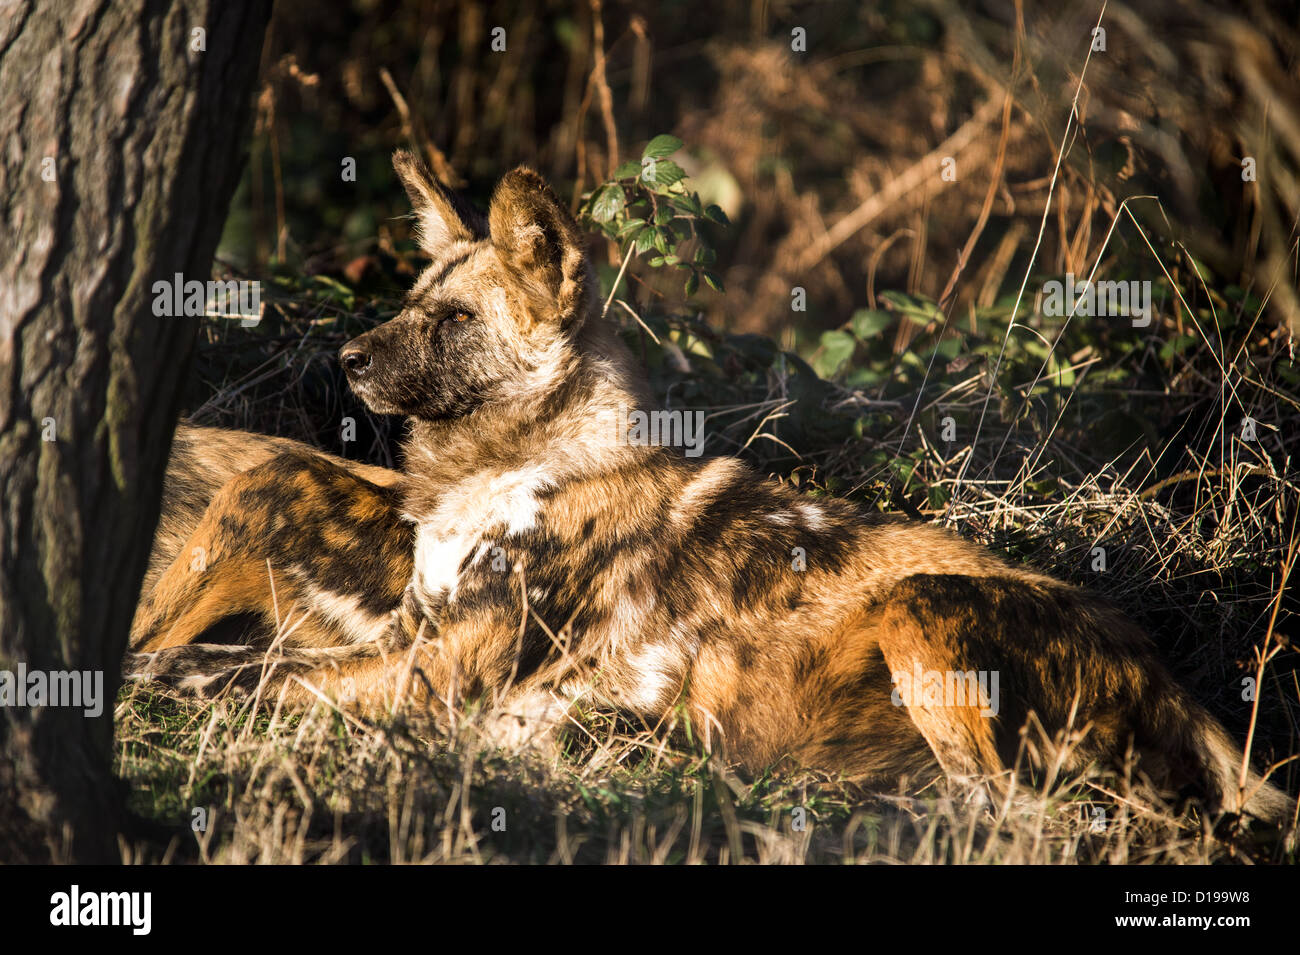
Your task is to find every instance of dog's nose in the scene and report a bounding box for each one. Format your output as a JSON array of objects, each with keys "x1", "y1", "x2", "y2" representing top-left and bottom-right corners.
[{"x1": 339, "y1": 346, "x2": 371, "y2": 376}]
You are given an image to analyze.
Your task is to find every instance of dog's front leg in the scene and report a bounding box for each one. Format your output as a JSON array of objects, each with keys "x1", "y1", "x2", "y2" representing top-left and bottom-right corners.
[{"x1": 127, "y1": 588, "x2": 536, "y2": 721}]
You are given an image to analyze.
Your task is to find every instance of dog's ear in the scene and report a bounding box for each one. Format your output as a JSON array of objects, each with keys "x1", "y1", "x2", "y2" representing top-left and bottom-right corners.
[
  {"x1": 488, "y1": 166, "x2": 590, "y2": 325},
  {"x1": 392, "y1": 149, "x2": 484, "y2": 253}
]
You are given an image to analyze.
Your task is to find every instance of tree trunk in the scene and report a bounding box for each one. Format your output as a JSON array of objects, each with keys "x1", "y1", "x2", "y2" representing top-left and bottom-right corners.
[{"x1": 0, "y1": 0, "x2": 271, "y2": 862}]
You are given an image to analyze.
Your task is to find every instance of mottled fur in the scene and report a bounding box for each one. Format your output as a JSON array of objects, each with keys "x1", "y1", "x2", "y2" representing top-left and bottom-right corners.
[
  {"x1": 135, "y1": 449, "x2": 410, "y2": 650},
  {"x1": 146, "y1": 423, "x2": 399, "y2": 594},
  {"x1": 129, "y1": 153, "x2": 1291, "y2": 823}
]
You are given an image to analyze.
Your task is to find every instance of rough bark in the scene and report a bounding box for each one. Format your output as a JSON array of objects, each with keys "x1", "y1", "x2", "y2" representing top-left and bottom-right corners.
[{"x1": 0, "y1": 0, "x2": 271, "y2": 862}]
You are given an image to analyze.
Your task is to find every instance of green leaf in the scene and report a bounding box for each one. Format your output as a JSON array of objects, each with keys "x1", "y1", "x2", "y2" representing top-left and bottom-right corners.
[
  {"x1": 311, "y1": 275, "x2": 356, "y2": 309},
  {"x1": 643, "y1": 134, "x2": 683, "y2": 159},
  {"x1": 616, "y1": 217, "x2": 646, "y2": 236},
  {"x1": 613, "y1": 160, "x2": 641, "y2": 179},
  {"x1": 643, "y1": 159, "x2": 686, "y2": 188},
  {"x1": 670, "y1": 193, "x2": 704, "y2": 217},
  {"x1": 890, "y1": 458, "x2": 915, "y2": 485},
  {"x1": 1158, "y1": 333, "x2": 1198, "y2": 363},
  {"x1": 880, "y1": 290, "x2": 941, "y2": 326},
  {"x1": 684, "y1": 271, "x2": 700, "y2": 296},
  {"x1": 633, "y1": 226, "x2": 657, "y2": 256},
  {"x1": 814, "y1": 329, "x2": 857, "y2": 378},
  {"x1": 850, "y1": 308, "x2": 892, "y2": 340},
  {"x1": 590, "y1": 184, "x2": 625, "y2": 223},
  {"x1": 1027, "y1": 477, "x2": 1060, "y2": 497},
  {"x1": 700, "y1": 269, "x2": 725, "y2": 293},
  {"x1": 704, "y1": 204, "x2": 730, "y2": 226},
  {"x1": 903, "y1": 303, "x2": 941, "y2": 326},
  {"x1": 931, "y1": 336, "x2": 961, "y2": 362}
]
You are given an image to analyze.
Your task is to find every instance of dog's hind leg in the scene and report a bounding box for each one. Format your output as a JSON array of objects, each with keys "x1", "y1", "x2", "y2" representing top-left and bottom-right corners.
[
  {"x1": 132, "y1": 449, "x2": 414, "y2": 652},
  {"x1": 874, "y1": 586, "x2": 1006, "y2": 787},
  {"x1": 876, "y1": 572, "x2": 1293, "y2": 824},
  {"x1": 147, "y1": 423, "x2": 402, "y2": 594},
  {"x1": 130, "y1": 554, "x2": 325, "y2": 652}
]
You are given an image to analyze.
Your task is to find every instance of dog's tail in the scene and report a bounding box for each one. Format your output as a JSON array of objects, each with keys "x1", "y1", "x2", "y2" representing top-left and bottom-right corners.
[
  {"x1": 1133, "y1": 663, "x2": 1293, "y2": 824},
  {"x1": 1179, "y1": 701, "x2": 1293, "y2": 824}
]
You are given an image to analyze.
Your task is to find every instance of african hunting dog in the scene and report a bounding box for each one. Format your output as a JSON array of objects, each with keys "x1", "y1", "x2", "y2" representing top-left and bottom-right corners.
[{"x1": 130, "y1": 151, "x2": 1290, "y2": 823}]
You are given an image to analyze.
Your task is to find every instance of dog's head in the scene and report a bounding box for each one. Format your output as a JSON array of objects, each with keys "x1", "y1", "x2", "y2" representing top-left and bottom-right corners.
[{"x1": 341, "y1": 151, "x2": 593, "y2": 420}]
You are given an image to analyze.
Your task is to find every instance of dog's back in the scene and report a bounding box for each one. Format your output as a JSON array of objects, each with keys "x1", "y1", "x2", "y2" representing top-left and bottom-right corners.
[{"x1": 145, "y1": 423, "x2": 400, "y2": 594}]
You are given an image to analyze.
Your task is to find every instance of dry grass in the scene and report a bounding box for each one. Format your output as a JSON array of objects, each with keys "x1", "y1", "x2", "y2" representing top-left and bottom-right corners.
[{"x1": 114, "y1": 677, "x2": 1283, "y2": 865}]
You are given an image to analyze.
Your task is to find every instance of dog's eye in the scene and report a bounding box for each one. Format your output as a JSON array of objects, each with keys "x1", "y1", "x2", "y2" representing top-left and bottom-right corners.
[{"x1": 443, "y1": 309, "x2": 472, "y2": 325}]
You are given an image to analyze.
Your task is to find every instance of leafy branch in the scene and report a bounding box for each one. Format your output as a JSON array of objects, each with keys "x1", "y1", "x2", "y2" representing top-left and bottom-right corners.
[{"x1": 579, "y1": 134, "x2": 729, "y2": 301}]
